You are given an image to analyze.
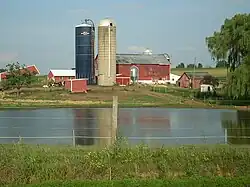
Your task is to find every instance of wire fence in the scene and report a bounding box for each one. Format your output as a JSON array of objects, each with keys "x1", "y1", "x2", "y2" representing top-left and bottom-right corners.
[{"x1": 0, "y1": 127, "x2": 249, "y2": 146}]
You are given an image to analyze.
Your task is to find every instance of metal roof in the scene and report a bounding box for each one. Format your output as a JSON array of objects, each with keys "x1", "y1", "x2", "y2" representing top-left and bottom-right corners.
[
  {"x1": 50, "y1": 69, "x2": 75, "y2": 77},
  {"x1": 99, "y1": 18, "x2": 116, "y2": 27},
  {"x1": 116, "y1": 54, "x2": 170, "y2": 65},
  {"x1": 185, "y1": 72, "x2": 211, "y2": 78}
]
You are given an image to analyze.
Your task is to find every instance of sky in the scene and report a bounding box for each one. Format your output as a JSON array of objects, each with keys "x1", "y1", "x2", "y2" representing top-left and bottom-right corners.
[{"x1": 0, "y1": 0, "x2": 250, "y2": 74}]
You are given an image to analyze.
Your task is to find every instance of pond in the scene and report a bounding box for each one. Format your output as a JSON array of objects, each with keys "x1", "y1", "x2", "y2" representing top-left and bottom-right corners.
[{"x1": 0, "y1": 108, "x2": 249, "y2": 147}]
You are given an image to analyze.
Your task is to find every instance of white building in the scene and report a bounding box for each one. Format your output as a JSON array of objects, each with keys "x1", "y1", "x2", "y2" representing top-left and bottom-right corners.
[
  {"x1": 200, "y1": 84, "x2": 214, "y2": 92},
  {"x1": 167, "y1": 73, "x2": 180, "y2": 85}
]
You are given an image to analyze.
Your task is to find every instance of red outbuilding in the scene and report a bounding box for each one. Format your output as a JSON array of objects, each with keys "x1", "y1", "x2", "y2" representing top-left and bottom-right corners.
[
  {"x1": 177, "y1": 72, "x2": 211, "y2": 89},
  {"x1": 48, "y1": 69, "x2": 75, "y2": 83},
  {"x1": 64, "y1": 79, "x2": 88, "y2": 93},
  {"x1": 116, "y1": 74, "x2": 130, "y2": 86},
  {"x1": 0, "y1": 65, "x2": 40, "y2": 81}
]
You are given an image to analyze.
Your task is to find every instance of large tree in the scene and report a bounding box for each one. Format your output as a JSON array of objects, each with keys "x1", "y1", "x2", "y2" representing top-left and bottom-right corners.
[
  {"x1": 2, "y1": 62, "x2": 36, "y2": 96},
  {"x1": 206, "y1": 13, "x2": 250, "y2": 98},
  {"x1": 0, "y1": 68, "x2": 6, "y2": 73}
]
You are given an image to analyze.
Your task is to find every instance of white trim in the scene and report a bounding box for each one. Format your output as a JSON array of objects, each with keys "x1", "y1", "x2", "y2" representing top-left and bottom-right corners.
[
  {"x1": 71, "y1": 78, "x2": 88, "y2": 81},
  {"x1": 70, "y1": 80, "x2": 73, "y2": 92}
]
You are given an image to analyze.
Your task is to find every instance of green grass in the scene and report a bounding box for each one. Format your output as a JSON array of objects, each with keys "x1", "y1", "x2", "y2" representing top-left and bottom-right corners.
[
  {"x1": 1, "y1": 143, "x2": 250, "y2": 185},
  {"x1": 11, "y1": 177, "x2": 250, "y2": 187},
  {"x1": 171, "y1": 68, "x2": 227, "y2": 77}
]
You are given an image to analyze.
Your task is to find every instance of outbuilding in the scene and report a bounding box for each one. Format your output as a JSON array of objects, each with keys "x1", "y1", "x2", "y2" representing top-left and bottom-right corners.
[
  {"x1": 64, "y1": 79, "x2": 88, "y2": 93},
  {"x1": 116, "y1": 74, "x2": 130, "y2": 86},
  {"x1": 48, "y1": 69, "x2": 75, "y2": 83},
  {"x1": 177, "y1": 72, "x2": 211, "y2": 89}
]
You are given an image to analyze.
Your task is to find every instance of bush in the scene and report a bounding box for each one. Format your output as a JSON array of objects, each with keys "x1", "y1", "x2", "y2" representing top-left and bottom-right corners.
[
  {"x1": 195, "y1": 91, "x2": 217, "y2": 99},
  {"x1": 12, "y1": 177, "x2": 250, "y2": 187},
  {"x1": 1, "y1": 144, "x2": 250, "y2": 185}
]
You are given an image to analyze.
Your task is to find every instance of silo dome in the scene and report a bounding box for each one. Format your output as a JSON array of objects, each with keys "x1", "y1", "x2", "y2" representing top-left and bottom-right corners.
[{"x1": 99, "y1": 18, "x2": 116, "y2": 27}]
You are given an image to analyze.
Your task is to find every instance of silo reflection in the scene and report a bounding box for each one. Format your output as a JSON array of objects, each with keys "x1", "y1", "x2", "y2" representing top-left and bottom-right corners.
[{"x1": 73, "y1": 109, "x2": 96, "y2": 146}]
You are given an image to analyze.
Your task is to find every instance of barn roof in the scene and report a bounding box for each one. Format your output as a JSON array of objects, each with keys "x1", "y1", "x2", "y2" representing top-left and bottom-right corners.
[
  {"x1": 116, "y1": 54, "x2": 170, "y2": 65},
  {"x1": 50, "y1": 69, "x2": 75, "y2": 77},
  {"x1": 185, "y1": 72, "x2": 211, "y2": 79}
]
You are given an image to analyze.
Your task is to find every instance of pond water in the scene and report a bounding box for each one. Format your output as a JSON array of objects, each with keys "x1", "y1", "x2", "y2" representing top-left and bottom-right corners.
[{"x1": 0, "y1": 108, "x2": 249, "y2": 147}]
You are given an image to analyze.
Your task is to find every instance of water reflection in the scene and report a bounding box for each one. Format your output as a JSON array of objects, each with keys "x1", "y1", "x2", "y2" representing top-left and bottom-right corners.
[
  {"x1": 73, "y1": 109, "x2": 95, "y2": 146},
  {"x1": 221, "y1": 110, "x2": 250, "y2": 145}
]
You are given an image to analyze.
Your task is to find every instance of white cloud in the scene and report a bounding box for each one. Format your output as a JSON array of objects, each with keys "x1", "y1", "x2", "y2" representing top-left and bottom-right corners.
[
  {"x1": 127, "y1": 46, "x2": 147, "y2": 53},
  {"x1": 0, "y1": 52, "x2": 18, "y2": 63}
]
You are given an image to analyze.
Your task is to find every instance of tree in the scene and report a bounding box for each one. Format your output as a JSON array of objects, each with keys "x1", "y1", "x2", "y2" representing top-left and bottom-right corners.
[
  {"x1": 206, "y1": 13, "x2": 250, "y2": 98},
  {"x1": 197, "y1": 63, "x2": 203, "y2": 68},
  {"x1": 176, "y1": 63, "x2": 185, "y2": 68},
  {"x1": 187, "y1": 64, "x2": 196, "y2": 68},
  {"x1": 200, "y1": 75, "x2": 219, "y2": 87},
  {"x1": 2, "y1": 62, "x2": 36, "y2": 96},
  {"x1": 216, "y1": 60, "x2": 227, "y2": 68},
  {"x1": 0, "y1": 68, "x2": 6, "y2": 73}
]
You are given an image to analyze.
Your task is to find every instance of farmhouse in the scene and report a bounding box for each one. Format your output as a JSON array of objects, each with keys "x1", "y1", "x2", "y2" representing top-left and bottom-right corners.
[
  {"x1": 47, "y1": 69, "x2": 75, "y2": 83},
  {"x1": 0, "y1": 65, "x2": 40, "y2": 82},
  {"x1": 177, "y1": 72, "x2": 212, "y2": 89}
]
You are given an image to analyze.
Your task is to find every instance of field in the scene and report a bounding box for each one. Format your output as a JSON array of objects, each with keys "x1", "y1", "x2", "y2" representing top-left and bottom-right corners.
[
  {"x1": 171, "y1": 68, "x2": 227, "y2": 78},
  {"x1": 1, "y1": 143, "x2": 250, "y2": 186}
]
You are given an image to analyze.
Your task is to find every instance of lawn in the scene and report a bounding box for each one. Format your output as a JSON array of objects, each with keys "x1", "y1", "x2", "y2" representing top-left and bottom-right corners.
[
  {"x1": 171, "y1": 68, "x2": 227, "y2": 77},
  {"x1": 0, "y1": 85, "x2": 211, "y2": 108}
]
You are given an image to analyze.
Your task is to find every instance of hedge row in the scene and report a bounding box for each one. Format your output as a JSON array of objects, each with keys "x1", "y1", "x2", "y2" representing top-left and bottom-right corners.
[{"x1": 13, "y1": 178, "x2": 250, "y2": 187}]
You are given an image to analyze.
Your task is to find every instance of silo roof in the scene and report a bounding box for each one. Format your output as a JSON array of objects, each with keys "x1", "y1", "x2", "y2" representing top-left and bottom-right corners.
[
  {"x1": 99, "y1": 18, "x2": 116, "y2": 27},
  {"x1": 75, "y1": 23, "x2": 92, "y2": 28},
  {"x1": 116, "y1": 54, "x2": 170, "y2": 65}
]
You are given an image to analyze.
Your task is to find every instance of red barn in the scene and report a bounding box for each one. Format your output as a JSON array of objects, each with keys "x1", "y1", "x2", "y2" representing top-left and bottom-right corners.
[
  {"x1": 0, "y1": 65, "x2": 40, "y2": 81},
  {"x1": 177, "y1": 72, "x2": 211, "y2": 89},
  {"x1": 116, "y1": 54, "x2": 170, "y2": 84},
  {"x1": 95, "y1": 53, "x2": 171, "y2": 85},
  {"x1": 64, "y1": 79, "x2": 88, "y2": 93},
  {"x1": 48, "y1": 69, "x2": 75, "y2": 83}
]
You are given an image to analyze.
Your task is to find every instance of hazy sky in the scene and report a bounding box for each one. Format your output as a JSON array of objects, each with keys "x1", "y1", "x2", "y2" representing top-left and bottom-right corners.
[{"x1": 0, "y1": 0, "x2": 249, "y2": 74}]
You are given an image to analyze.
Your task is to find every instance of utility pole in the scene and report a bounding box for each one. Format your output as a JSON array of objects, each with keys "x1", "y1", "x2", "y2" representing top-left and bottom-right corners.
[{"x1": 193, "y1": 57, "x2": 197, "y2": 89}]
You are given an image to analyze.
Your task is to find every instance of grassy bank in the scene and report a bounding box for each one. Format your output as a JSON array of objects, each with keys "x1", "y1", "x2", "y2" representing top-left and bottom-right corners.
[
  {"x1": 1, "y1": 144, "x2": 250, "y2": 185},
  {"x1": 11, "y1": 177, "x2": 250, "y2": 187},
  {"x1": 0, "y1": 85, "x2": 218, "y2": 109}
]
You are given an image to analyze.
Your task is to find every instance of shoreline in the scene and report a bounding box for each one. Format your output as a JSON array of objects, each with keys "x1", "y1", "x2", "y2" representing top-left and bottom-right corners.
[{"x1": 0, "y1": 99, "x2": 243, "y2": 110}]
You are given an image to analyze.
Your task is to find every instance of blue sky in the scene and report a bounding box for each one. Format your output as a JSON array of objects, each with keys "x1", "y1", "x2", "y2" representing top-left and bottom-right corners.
[{"x1": 0, "y1": 0, "x2": 249, "y2": 74}]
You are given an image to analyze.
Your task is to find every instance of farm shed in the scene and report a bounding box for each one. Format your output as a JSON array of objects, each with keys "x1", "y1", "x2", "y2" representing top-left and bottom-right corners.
[
  {"x1": 116, "y1": 74, "x2": 130, "y2": 86},
  {"x1": 200, "y1": 84, "x2": 214, "y2": 92},
  {"x1": 177, "y1": 72, "x2": 211, "y2": 89},
  {"x1": 48, "y1": 69, "x2": 75, "y2": 83},
  {"x1": 64, "y1": 79, "x2": 88, "y2": 93}
]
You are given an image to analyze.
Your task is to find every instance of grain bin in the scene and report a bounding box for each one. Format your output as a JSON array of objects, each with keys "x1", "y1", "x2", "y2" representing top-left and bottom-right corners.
[
  {"x1": 75, "y1": 19, "x2": 95, "y2": 84},
  {"x1": 97, "y1": 18, "x2": 117, "y2": 86}
]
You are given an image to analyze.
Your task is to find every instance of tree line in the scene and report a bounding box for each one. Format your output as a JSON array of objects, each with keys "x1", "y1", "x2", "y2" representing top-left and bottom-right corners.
[{"x1": 175, "y1": 61, "x2": 226, "y2": 68}]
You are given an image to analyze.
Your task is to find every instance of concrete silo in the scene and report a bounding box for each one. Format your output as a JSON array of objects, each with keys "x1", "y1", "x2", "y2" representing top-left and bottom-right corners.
[{"x1": 97, "y1": 18, "x2": 117, "y2": 86}]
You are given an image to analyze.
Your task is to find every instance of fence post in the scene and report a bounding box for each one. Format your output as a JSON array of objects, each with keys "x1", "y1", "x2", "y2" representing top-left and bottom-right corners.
[
  {"x1": 72, "y1": 129, "x2": 76, "y2": 147},
  {"x1": 112, "y1": 96, "x2": 118, "y2": 144},
  {"x1": 224, "y1": 128, "x2": 228, "y2": 144}
]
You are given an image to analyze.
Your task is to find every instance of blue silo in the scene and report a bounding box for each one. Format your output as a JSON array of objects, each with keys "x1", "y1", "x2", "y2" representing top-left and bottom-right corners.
[{"x1": 75, "y1": 19, "x2": 95, "y2": 84}]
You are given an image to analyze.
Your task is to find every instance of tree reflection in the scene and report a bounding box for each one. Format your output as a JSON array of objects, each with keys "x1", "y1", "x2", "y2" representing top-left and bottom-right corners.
[{"x1": 222, "y1": 110, "x2": 250, "y2": 144}]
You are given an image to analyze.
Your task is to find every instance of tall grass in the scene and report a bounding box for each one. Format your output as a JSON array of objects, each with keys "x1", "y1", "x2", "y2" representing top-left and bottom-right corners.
[{"x1": 0, "y1": 141, "x2": 250, "y2": 185}]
